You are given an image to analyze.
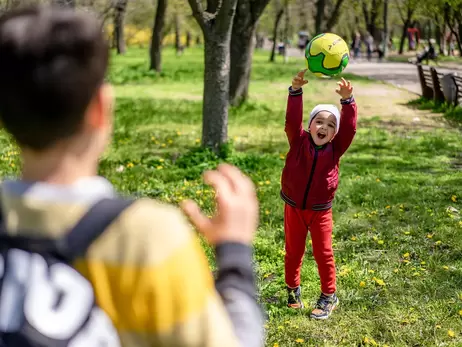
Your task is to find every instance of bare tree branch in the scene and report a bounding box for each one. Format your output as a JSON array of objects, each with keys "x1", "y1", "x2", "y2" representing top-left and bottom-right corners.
[
  {"x1": 394, "y1": 0, "x2": 405, "y2": 23},
  {"x1": 187, "y1": 0, "x2": 206, "y2": 31},
  {"x1": 325, "y1": 0, "x2": 346, "y2": 31}
]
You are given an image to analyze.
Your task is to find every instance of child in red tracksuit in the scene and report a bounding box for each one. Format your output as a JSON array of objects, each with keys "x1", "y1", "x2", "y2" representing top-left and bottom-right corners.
[{"x1": 280, "y1": 69, "x2": 357, "y2": 320}]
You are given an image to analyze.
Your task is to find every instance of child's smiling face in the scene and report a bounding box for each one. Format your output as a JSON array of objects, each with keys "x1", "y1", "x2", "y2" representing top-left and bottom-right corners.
[{"x1": 309, "y1": 111, "x2": 337, "y2": 146}]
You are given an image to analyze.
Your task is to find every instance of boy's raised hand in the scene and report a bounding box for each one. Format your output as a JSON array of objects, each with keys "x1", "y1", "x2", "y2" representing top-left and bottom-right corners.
[
  {"x1": 335, "y1": 77, "x2": 353, "y2": 100},
  {"x1": 292, "y1": 69, "x2": 308, "y2": 91}
]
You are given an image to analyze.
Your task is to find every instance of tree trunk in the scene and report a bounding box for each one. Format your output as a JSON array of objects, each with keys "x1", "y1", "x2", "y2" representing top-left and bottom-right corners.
[
  {"x1": 188, "y1": 0, "x2": 238, "y2": 150},
  {"x1": 150, "y1": 0, "x2": 167, "y2": 71},
  {"x1": 229, "y1": 0, "x2": 270, "y2": 105},
  {"x1": 382, "y1": 0, "x2": 388, "y2": 57},
  {"x1": 229, "y1": 25, "x2": 256, "y2": 106},
  {"x1": 186, "y1": 31, "x2": 191, "y2": 47},
  {"x1": 315, "y1": 0, "x2": 326, "y2": 35},
  {"x1": 269, "y1": 8, "x2": 284, "y2": 62},
  {"x1": 399, "y1": 20, "x2": 409, "y2": 54},
  {"x1": 458, "y1": 19, "x2": 462, "y2": 55},
  {"x1": 202, "y1": 37, "x2": 230, "y2": 149},
  {"x1": 114, "y1": 0, "x2": 128, "y2": 55},
  {"x1": 174, "y1": 13, "x2": 181, "y2": 55}
]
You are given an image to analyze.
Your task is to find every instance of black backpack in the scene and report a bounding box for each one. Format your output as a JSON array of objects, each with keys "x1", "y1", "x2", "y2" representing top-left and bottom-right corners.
[{"x1": 0, "y1": 198, "x2": 134, "y2": 347}]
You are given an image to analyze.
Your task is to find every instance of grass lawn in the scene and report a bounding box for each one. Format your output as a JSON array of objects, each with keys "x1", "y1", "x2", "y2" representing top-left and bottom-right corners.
[{"x1": 1, "y1": 47, "x2": 462, "y2": 346}]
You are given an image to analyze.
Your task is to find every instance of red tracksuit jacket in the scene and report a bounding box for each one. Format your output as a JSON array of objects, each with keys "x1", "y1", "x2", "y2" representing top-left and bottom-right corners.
[{"x1": 280, "y1": 87, "x2": 358, "y2": 210}]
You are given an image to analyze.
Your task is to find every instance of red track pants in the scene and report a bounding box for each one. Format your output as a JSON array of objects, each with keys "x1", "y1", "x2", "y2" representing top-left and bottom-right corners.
[{"x1": 284, "y1": 204, "x2": 336, "y2": 294}]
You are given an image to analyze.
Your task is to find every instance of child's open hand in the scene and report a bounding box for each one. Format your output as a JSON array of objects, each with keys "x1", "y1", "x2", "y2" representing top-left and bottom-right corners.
[
  {"x1": 335, "y1": 78, "x2": 353, "y2": 100},
  {"x1": 292, "y1": 69, "x2": 308, "y2": 90}
]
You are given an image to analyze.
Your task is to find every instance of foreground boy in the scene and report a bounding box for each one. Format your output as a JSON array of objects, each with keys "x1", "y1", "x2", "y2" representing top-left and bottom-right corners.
[{"x1": 0, "y1": 6, "x2": 262, "y2": 347}]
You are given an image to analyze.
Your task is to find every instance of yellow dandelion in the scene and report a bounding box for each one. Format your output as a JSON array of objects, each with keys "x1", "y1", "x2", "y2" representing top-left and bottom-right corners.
[
  {"x1": 385, "y1": 205, "x2": 390, "y2": 209},
  {"x1": 443, "y1": 265, "x2": 449, "y2": 270},
  {"x1": 448, "y1": 330, "x2": 455, "y2": 338},
  {"x1": 151, "y1": 136, "x2": 156, "y2": 141},
  {"x1": 273, "y1": 344, "x2": 279, "y2": 347},
  {"x1": 195, "y1": 138, "x2": 200, "y2": 143},
  {"x1": 176, "y1": 131, "x2": 182, "y2": 135},
  {"x1": 377, "y1": 240, "x2": 384, "y2": 245},
  {"x1": 156, "y1": 165, "x2": 163, "y2": 170},
  {"x1": 161, "y1": 143, "x2": 166, "y2": 147},
  {"x1": 403, "y1": 252, "x2": 410, "y2": 258},
  {"x1": 279, "y1": 154, "x2": 285, "y2": 159},
  {"x1": 427, "y1": 234, "x2": 433, "y2": 239},
  {"x1": 308, "y1": 239, "x2": 312, "y2": 245},
  {"x1": 265, "y1": 210, "x2": 270, "y2": 215},
  {"x1": 421, "y1": 261, "x2": 426, "y2": 265},
  {"x1": 458, "y1": 310, "x2": 462, "y2": 316},
  {"x1": 196, "y1": 190, "x2": 202, "y2": 195},
  {"x1": 394, "y1": 268, "x2": 399, "y2": 273},
  {"x1": 126, "y1": 162, "x2": 134, "y2": 168},
  {"x1": 258, "y1": 181, "x2": 264, "y2": 186},
  {"x1": 376, "y1": 178, "x2": 380, "y2": 182},
  {"x1": 435, "y1": 240, "x2": 442, "y2": 245},
  {"x1": 295, "y1": 338, "x2": 304, "y2": 343},
  {"x1": 265, "y1": 180, "x2": 271, "y2": 185},
  {"x1": 277, "y1": 325, "x2": 284, "y2": 330},
  {"x1": 351, "y1": 236, "x2": 357, "y2": 241},
  {"x1": 373, "y1": 277, "x2": 385, "y2": 286},
  {"x1": 404, "y1": 231, "x2": 410, "y2": 235},
  {"x1": 359, "y1": 281, "x2": 366, "y2": 287},
  {"x1": 451, "y1": 195, "x2": 457, "y2": 202},
  {"x1": 159, "y1": 158, "x2": 164, "y2": 162},
  {"x1": 368, "y1": 269, "x2": 375, "y2": 274}
]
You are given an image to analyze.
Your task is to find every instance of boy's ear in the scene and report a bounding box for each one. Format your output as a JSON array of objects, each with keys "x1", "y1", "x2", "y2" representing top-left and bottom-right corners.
[{"x1": 85, "y1": 83, "x2": 114, "y2": 129}]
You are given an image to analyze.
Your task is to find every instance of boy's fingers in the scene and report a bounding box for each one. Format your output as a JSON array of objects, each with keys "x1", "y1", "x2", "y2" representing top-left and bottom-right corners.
[
  {"x1": 180, "y1": 200, "x2": 211, "y2": 233},
  {"x1": 297, "y1": 69, "x2": 307, "y2": 78},
  {"x1": 217, "y1": 164, "x2": 253, "y2": 195},
  {"x1": 203, "y1": 170, "x2": 233, "y2": 200}
]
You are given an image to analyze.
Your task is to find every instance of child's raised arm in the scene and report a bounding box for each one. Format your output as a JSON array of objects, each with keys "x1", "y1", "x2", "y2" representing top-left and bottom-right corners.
[
  {"x1": 333, "y1": 78, "x2": 357, "y2": 158},
  {"x1": 285, "y1": 70, "x2": 308, "y2": 146}
]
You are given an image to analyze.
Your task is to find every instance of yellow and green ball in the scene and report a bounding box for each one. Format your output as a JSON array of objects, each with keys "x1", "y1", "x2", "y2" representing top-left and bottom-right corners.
[{"x1": 305, "y1": 33, "x2": 350, "y2": 78}]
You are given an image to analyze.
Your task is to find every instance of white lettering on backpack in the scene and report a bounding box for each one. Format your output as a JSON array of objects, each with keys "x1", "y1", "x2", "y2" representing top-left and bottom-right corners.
[{"x1": 0, "y1": 249, "x2": 120, "y2": 346}]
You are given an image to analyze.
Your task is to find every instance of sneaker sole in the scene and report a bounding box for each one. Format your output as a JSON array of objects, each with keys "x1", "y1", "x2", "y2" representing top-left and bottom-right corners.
[
  {"x1": 287, "y1": 303, "x2": 304, "y2": 309},
  {"x1": 310, "y1": 300, "x2": 339, "y2": 320}
]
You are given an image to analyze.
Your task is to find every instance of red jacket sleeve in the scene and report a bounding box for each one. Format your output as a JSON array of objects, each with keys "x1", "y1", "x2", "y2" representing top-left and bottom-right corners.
[
  {"x1": 333, "y1": 97, "x2": 357, "y2": 158},
  {"x1": 285, "y1": 87, "x2": 304, "y2": 146}
]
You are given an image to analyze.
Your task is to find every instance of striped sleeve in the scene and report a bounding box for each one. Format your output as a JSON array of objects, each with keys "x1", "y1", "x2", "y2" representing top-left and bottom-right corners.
[{"x1": 75, "y1": 199, "x2": 241, "y2": 347}]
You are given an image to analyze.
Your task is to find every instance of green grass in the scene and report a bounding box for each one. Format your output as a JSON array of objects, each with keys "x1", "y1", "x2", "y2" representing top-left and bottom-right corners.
[
  {"x1": 2, "y1": 47, "x2": 462, "y2": 346},
  {"x1": 407, "y1": 97, "x2": 462, "y2": 125}
]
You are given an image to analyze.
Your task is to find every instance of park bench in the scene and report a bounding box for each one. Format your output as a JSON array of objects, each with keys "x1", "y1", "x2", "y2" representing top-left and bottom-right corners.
[
  {"x1": 417, "y1": 64, "x2": 446, "y2": 103},
  {"x1": 450, "y1": 75, "x2": 462, "y2": 107}
]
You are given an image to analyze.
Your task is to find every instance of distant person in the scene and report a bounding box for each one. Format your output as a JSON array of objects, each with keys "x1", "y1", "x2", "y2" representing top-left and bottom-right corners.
[
  {"x1": 351, "y1": 31, "x2": 361, "y2": 59},
  {"x1": 0, "y1": 5, "x2": 263, "y2": 347},
  {"x1": 365, "y1": 33, "x2": 374, "y2": 61},
  {"x1": 280, "y1": 70, "x2": 357, "y2": 319}
]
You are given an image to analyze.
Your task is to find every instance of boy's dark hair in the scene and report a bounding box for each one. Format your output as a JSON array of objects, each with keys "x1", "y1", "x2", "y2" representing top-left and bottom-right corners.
[{"x1": 0, "y1": 6, "x2": 109, "y2": 150}]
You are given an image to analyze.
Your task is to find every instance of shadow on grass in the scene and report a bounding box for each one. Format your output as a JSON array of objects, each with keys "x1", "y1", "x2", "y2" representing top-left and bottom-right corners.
[{"x1": 401, "y1": 96, "x2": 462, "y2": 128}]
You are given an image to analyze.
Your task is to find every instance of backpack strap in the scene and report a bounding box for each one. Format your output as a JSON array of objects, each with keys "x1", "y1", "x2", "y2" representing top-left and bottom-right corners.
[
  {"x1": 54, "y1": 198, "x2": 134, "y2": 261},
  {"x1": 0, "y1": 198, "x2": 134, "y2": 262}
]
